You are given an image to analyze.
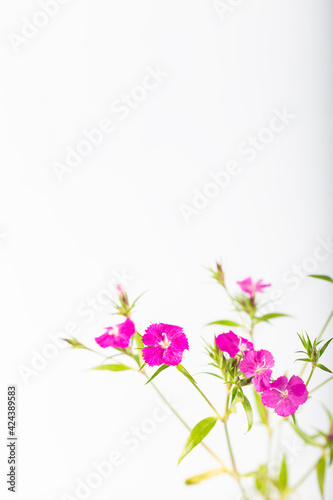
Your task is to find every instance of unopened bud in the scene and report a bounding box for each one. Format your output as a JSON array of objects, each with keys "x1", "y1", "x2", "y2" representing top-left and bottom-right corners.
[
  {"x1": 216, "y1": 262, "x2": 225, "y2": 287},
  {"x1": 116, "y1": 284, "x2": 129, "y2": 306}
]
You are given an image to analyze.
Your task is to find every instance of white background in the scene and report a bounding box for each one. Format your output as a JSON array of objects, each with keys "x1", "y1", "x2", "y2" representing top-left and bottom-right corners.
[{"x1": 1, "y1": 1, "x2": 333, "y2": 499}]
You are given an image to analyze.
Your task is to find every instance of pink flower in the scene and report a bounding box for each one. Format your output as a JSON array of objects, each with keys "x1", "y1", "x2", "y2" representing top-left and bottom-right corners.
[
  {"x1": 261, "y1": 375, "x2": 308, "y2": 417},
  {"x1": 95, "y1": 318, "x2": 135, "y2": 349},
  {"x1": 215, "y1": 331, "x2": 253, "y2": 358},
  {"x1": 142, "y1": 323, "x2": 189, "y2": 367},
  {"x1": 240, "y1": 349, "x2": 274, "y2": 392},
  {"x1": 237, "y1": 277, "x2": 271, "y2": 298}
]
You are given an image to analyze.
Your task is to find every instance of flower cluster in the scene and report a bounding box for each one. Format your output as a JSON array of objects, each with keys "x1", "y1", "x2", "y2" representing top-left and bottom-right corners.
[
  {"x1": 96, "y1": 319, "x2": 189, "y2": 366},
  {"x1": 65, "y1": 266, "x2": 333, "y2": 499},
  {"x1": 215, "y1": 330, "x2": 308, "y2": 417}
]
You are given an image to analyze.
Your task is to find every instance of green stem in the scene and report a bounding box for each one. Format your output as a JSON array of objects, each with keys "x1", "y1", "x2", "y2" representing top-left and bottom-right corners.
[
  {"x1": 318, "y1": 309, "x2": 333, "y2": 341},
  {"x1": 223, "y1": 395, "x2": 248, "y2": 499},
  {"x1": 224, "y1": 421, "x2": 238, "y2": 474},
  {"x1": 224, "y1": 424, "x2": 248, "y2": 499},
  {"x1": 192, "y1": 383, "x2": 222, "y2": 419},
  {"x1": 310, "y1": 375, "x2": 333, "y2": 394},
  {"x1": 306, "y1": 367, "x2": 315, "y2": 387},
  {"x1": 143, "y1": 373, "x2": 226, "y2": 467}
]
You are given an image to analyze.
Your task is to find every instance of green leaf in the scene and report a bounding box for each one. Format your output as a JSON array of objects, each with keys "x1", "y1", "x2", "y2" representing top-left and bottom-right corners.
[
  {"x1": 131, "y1": 291, "x2": 146, "y2": 308},
  {"x1": 316, "y1": 456, "x2": 326, "y2": 498},
  {"x1": 90, "y1": 363, "x2": 132, "y2": 371},
  {"x1": 254, "y1": 389, "x2": 269, "y2": 426},
  {"x1": 176, "y1": 364, "x2": 197, "y2": 385},
  {"x1": 229, "y1": 396, "x2": 244, "y2": 414},
  {"x1": 296, "y1": 358, "x2": 311, "y2": 363},
  {"x1": 207, "y1": 320, "x2": 242, "y2": 327},
  {"x1": 317, "y1": 364, "x2": 332, "y2": 374},
  {"x1": 241, "y1": 393, "x2": 253, "y2": 432},
  {"x1": 145, "y1": 364, "x2": 170, "y2": 384},
  {"x1": 255, "y1": 313, "x2": 289, "y2": 324},
  {"x1": 309, "y1": 274, "x2": 333, "y2": 284},
  {"x1": 255, "y1": 465, "x2": 268, "y2": 495},
  {"x1": 291, "y1": 424, "x2": 320, "y2": 447},
  {"x1": 231, "y1": 385, "x2": 238, "y2": 403},
  {"x1": 185, "y1": 468, "x2": 226, "y2": 485},
  {"x1": 63, "y1": 337, "x2": 87, "y2": 349},
  {"x1": 319, "y1": 338, "x2": 333, "y2": 356},
  {"x1": 134, "y1": 332, "x2": 144, "y2": 366},
  {"x1": 178, "y1": 417, "x2": 218, "y2": 464},
  {"x1": 278, "y1": 455, "x2": 288, "y2": 492}
]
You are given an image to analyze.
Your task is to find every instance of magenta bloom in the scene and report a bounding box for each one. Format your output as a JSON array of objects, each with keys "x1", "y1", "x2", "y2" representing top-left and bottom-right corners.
[
  {"x1": 142, "y1": 323, "x2": 189, "y2": 367},
  {"x1": 261, "y1": 375, "x2": 308, "y2": 417},
  {"x1": 237, "y1": 277, "x2": 271, "y2": 298},
  {"x1": 95, "y1": 318, "x2": 135, "y2": 349},
  {"x1": 216, "y1": 331, "x2": 253, "y2": 358},
  {"x1": 240, "y1": 349, "x2": 274, "y2": 392}
]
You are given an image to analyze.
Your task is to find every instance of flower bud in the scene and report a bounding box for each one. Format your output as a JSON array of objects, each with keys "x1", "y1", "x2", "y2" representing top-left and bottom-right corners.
[{"x1": 116, "y1": 284, "x2": 129, "y2": 307}]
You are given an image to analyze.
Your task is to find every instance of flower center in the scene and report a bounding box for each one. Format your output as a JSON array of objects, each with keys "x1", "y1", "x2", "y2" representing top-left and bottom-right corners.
[
  {"x1": 255, "y1": 362, "x2": 266, "y2": 375},
  {"x1": 159, "y1": 333, "x2": 171, "y2": 349},
  {"x1": 110, "y1": 326, "x2": 120, "y2": 337},
  {"x1": 239, "y1": 341, "x2": 247, "y2": 352},
  {"x1": 275, "y1": 388, "x2": 289, "y2": 398}
]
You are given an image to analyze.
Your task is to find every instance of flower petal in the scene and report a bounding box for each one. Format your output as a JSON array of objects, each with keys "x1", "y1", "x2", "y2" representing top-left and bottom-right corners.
[{"x1": 253, "y1": 369, "x2": 272, "y2": 392}]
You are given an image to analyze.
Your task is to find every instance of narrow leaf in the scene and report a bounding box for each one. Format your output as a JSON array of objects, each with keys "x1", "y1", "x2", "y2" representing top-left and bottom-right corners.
[
  {"x1": 134, "y1": 332, "x2": 144, "y2": 366},
  {"x1": 207, "y1": 320, "x2": 242, "y2": 327},
  {"x1": 255, "y1": 313, "x2": 289, "y2": 324},
  {"x1": 176, "y1": 364, "x2": 197, "y2": 385},
  {"x1": 291, "y1": 424, "x2": 320, "y2": 446},
  {"x1": 255, "y1": 465, "x2": 268, "y2": 495},
  {"x1": 319, "y1": 338, "x2": 333, "y2": 356},
  {"x1": 309, "y1": 274, "x2": 333, "y2": 284},
  {"x1": 241, "y1": 393, "x2": 253, "y2": 432},
  {"x1": 317, "y1": 364, "x2": 332, "y2": 374},
  {"x1": 185, "y1": 468, "x2": 225, "y2": 485},
  {"x1": 131, "y1": 291, "x2": 146, "y2": 308},
  {"x1": 145, "y1": 364, "x2": 170, "y2": 384},
  {"x1": 178, "y1": 417, "x2": 217, "y2": 464},
  {"x1": 90, "y1": 363, "x2": 132, "y2": 371},
  {"x1": 278, "y1": 455, "x2": 288, "y2": 492},
  {"x1": 254, "y1": 390, "x2": 268, "y2": 426},
  {"x1": 229, "y1": 396, "x2": 243, "y2": 414},
  {"x1": 231, "y1": 386, "x2": 238, "y2": 403},
  {"x1": 316, "y1": 456, "x2": 326, "y2": 498},
  {"x1": 63, "y1": 337, "x2": 87, "y2": 349}
]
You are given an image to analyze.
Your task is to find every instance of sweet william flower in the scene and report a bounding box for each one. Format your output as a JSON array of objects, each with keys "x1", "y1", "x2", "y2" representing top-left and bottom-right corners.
[
  {"x1": 95, "y1": 318, "x2": 135, "y2": 349},
  {"x1": 216, "y1": 330, "x2": 253, "y2": 358},
  {"x1": 240, "y1": 349, "x2": 274, "y2": 392},
  {"x1": 142, "y1": 323, "x2": 189, "y2": 367},
  {"x1": 261, "y1": 375, "x2": 308, "y2": 417},
  {"x1": 237, "y1": 277, "x2": 271, "y2": 298}
]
